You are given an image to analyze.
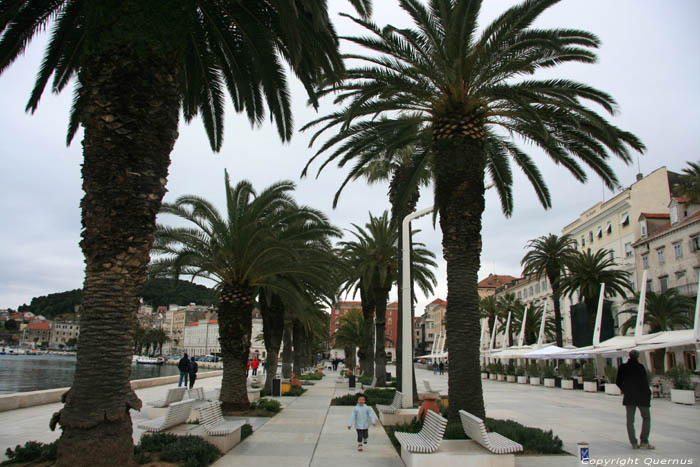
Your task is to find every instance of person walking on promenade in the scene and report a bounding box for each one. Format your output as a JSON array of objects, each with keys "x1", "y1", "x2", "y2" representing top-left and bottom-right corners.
[
  {"x1": 433, "y1": 361, "x2": 438, "y2": 375},
  {"x1": 616, "y1": 350, "x2": 654, "y2": 450},
  {"x1": 177, "y1": 353, "x2": 190, "y2": 387},
  {"x1": 348, "y1": 393, "x2": 376, "y2": 452},
  {"x1": 439, "y1": 361, "x2": 445, "y2": 375},
  {"x1": 188, "y1": 358, "x2": 199, "y2": 389},
  {"x1": 251, "y1": 357, "x2": 260, "y2": 376}
]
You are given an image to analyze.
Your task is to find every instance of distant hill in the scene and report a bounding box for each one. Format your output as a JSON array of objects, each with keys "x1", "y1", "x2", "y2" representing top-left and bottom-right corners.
[{"x1": 18, "y1": 279, "x2": 216, "y2": 319}]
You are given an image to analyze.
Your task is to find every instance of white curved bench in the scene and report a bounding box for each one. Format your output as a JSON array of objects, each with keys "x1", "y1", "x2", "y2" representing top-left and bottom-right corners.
[
  {"x1": 376, "y1": 390, "x2": 403, "y2": 414},
  {"x1": 138, "y1": 398, "x2": 194, "y2": 433},
  {"x1": 196, "y1": 401, "x2": 246, "y2": 436},
  {"x1": 395, "y1": 410, "x2": 447, "y2": 453},
  {"x1": 459, "y1": 409, "x2": 523, "y2": 454},
  {"x1": 147, "y1": 387, "x2": 186, "y2": 408},
  {"x1": 185, "y1": 387, "x2": 205, "y2": 401}
]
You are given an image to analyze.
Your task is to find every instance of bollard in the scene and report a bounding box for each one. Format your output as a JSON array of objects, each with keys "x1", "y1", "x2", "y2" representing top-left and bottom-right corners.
[{"x1": 577, "y1": 442, "x2": 589, "y2": 463}]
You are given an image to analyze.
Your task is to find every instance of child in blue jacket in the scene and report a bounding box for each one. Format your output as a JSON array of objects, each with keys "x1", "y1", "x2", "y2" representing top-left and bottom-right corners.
[{"x1": 348, "y1": 393, "x2": 377, "y2": 451}]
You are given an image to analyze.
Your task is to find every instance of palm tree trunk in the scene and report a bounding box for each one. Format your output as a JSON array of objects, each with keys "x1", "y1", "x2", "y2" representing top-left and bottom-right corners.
[
  {"x1": 550, "y1": 280, "x2": 564, "y2": 347},
  {"x1": 260, "y1": 296, "x2": 284, "y2": 393},
  {"x1": 360, "y1": 288, "x2": 375, "y2": 378},
  {"x1": 53, "y1": 48, "x2": 179, "y2": 467},
  {"x1": 282, "y1": 311, "x2": 293, "y2": 378},
  {"x1": 374, "y1": 288, "x2": 390, "y2": 386},
  {"x1": 218, "y1": 286, "x2": 254, "y2": 412},
  {"x1": 293, "y1": 320, "x2": 304, "y2": 375},
  {"x1": 434, "y1": 133, "x2": 487, "y2": 423}
]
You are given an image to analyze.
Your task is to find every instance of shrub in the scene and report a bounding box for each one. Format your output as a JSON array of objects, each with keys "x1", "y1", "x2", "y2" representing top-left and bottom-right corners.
[
  {"x1": 505, "y1": 362, "x2": 516, "y2": 375},
  {"x1": 515, "y1": 365, "x2": 525, "y2": 377},
  {"x1": 240, "y1": 424, "x2": 253, "y2": 441},
  {"x1": 331, "y1": 388, "x2": 396, "y2": 406},
  {"x1": 283, "y1": 386, "x2": 305, "y2": 396},
  {"x1": 300, "y1": 373, "x2": 322, "y2": 380},
  {"x1": 604, "y1": 366, "x2": 617, "y2": 383},
  {"x1": 137, "y1": 433, "x2": 221, "y2": 467},
  {"x1": 667, "y1": 365, "x2": 695, "y2": 390},
  {"x1": 443, "y1": 422, "x2": 467, "y2": 440},
  {"x1": 3, "y1": 440, "x2": 57, "y2": 465},
  {"x1": 582, "y1": 362, "x2": 596, "y2": 382},
  {"x1": 492, "y1": 362, "x2": 504, "y2": 374},
  {"x1": 358, "y1": 375, "x2": 373, "y2": 385},
  {"x1": 250, "y1": 398, "x2": 282, "y2": 413},
  {"x1": 558, "y1": 363, "x2": 574, "y2": 379},
  {"x1": 527, "y1": 364, "x2": 541, "y2": 378},
  {"x1": 486, "y1": 418, "x2": 564, "y2": 454},
  {"x1": 540, "y1": 364, "x2": 555, "y2": 379}
]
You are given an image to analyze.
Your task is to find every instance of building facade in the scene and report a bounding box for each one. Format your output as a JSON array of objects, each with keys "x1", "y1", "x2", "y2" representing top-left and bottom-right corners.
[
  {"x1": 329, "y1": 301, "x2": 398, "y2": 361},
  {"x1": 21, "y1": 321, "x2": 50, "y2": 347},
  {"x1": 422, "y1": 298, "x2": 447, "y2": 352},
  {"x1": 49, "y1": 320, "x2": 80, "y2": 349}
]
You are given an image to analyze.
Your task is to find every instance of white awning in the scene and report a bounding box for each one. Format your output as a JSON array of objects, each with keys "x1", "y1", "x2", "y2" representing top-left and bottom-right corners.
[
  {"x1": 632, "y1": 330, "x2": 698, "y2": 353},
  {"x1": 620, "y1": 212, "x2": 630, "y2": 225},
  {"x1": 488, "y1": 346, "x2": 537, "y2": 359}
]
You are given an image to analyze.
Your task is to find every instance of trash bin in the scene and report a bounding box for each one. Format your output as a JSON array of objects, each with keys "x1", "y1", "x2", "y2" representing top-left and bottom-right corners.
[
  {"x1": 349, "y1": 374, "x2": 356, "y2": 388},
  {"x1": 386, "y1": 372, "x2": 392, "y2": 382},
  {"x1": 272, "y1": 378, "x2": 282, "y2": 397}
]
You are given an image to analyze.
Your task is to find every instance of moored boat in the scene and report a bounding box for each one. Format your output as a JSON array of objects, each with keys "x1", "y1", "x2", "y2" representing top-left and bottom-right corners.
[{"x1": 136, "y1": 356, "x2": 165, "y2": 365}]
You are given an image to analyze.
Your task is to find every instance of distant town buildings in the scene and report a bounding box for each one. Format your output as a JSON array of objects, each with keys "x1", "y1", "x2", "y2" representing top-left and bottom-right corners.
[{"x1": 329, "y1": 301, "x2": 398, "y2": 361}]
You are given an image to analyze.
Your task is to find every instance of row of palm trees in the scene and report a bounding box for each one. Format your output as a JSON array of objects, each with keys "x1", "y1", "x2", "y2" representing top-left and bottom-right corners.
[
  {"x1": 133, "y1": 328, "x2": 170, "y2": 357},
  {"x1": 3, "y1": 0, "x2": 646, "y2": 462}
]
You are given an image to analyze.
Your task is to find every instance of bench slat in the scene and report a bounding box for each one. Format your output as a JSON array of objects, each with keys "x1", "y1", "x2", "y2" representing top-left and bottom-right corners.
[{"x1": 459, "y1": 409, "x2": 523, "y2": 454}]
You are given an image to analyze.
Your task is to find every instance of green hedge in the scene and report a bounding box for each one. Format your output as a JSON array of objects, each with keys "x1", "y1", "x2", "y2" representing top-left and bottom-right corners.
[
  {"x1": 283, "y1": 386, "x2": 306, "y2": 396},
  {"x1": 136, "y1": 433, "x2": 221, "y2": 467},
  {"x1": 3, "y1": 440, "x2": 57, "y2": 465},
  {"x1": 300, "y1": 373, "x2": 323, "y2": 380},
  {"x1": 241, "y1": 424, "x2": 253, "y2": 441},
  {"x1": 250, "y1": 398, "x2": 281, "y2": 413},
  {"x1": 331, "y1": 388, "x2": 396, "y2": 406}
]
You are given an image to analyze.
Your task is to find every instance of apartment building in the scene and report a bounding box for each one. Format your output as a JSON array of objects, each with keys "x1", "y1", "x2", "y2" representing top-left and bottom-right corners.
[
  {"x1": 422, "y1": 298, "x2": 447, "y2": 352},
  {"x1": 329, "y1": 301, "x2": 398, "y2": 361},
  {"x1": 49, "y1": 320, "x2": 80, "y2": 348}
]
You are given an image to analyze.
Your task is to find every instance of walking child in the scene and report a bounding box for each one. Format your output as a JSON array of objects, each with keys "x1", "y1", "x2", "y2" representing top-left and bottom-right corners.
[{"x1": 348, "y1": 393, "x2": 376, "y2": 452}]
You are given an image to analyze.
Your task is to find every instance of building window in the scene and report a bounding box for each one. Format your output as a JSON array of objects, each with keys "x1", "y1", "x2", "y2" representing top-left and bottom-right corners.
[
  {"x1": 529, "y1": 286, "x2": 534, "y2": 296},
  {"x1": 621, "y1": 212, "x2": 630, "y2": 227},
  {"x1": 646, "y1": 279, "x2": 653, "y2": 293},
  {"x1": 517, "y1": 291, "x2": 522, "y2": 299},
  {"x1": 657, "y1": 248, "x2": 665, "y2": 265},
  {"x1": 581, "y1": 236, "x2": 586, "y2": 247},
  {"x1": 659, "y1": 276, "x2": 669, "y2": 293},
  {"x1": 640, "y1": 221, "x2": 647, "y2": 237},
  {"x1": 674, "y1": 242, "x2": 683, "y2": 259},
  {"x1": 388, "y1": 318, "x2": 392, "y2": 325},
  {"x1": 542, "y1": 280, "x2": 547, "y2": 291},
  {"x1": 597, "y1": 226, "x2": 603, "y2": 238},
  {"x1": 675, "y1": 270, "x2": 686, "y2": 281},
  {"x1": 589, "y1": 231, "x2": 594, "y2": 243},
  {"x1": 606, "y1": 221, "x2": 613, "y2": 234},
  {"x1": 642, "y1": 254, "x2": 649, "y2": 269},
  {"x1": 625, "y1": 242, "x2": 633, "y2": 258},
  {"x1": 690, "y1": 236, "x2": 700, "y2": 252},
  {"x1": 535, "y1": 283, "x2": 540, "y2": 294}
]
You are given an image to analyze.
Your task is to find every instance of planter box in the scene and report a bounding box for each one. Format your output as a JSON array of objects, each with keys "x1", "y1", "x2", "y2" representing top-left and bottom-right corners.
[
  {"x1": 671, "y1": 389, "x2": 696, "y2": 405},
  {"x1": 489, "y1": 374, "x2": 497, "y2": 380},
  {"x1": 481, "y1": 373, "x2": 488, "y2": 380},
  {"x1": 529, "y1": 377, "x2": 541, "y2": 386},
  {"x1": 543, "y1": 378, "x2": 555, "y2": 388},
  {"x1": 506, "y1": 375, "x2": 516, "y2": 383},
  {"x1": 605, "y1": 384, "x2": 621, "y2": 395},
  {"x1": 497, "y1": 374, "x2": 506, "y2": 381},
  {"x1": 561, "y1": 379, "x2": 574, "y2": 390},
  {"x1": 517, "y1": 376, "x2": 528, "y2": 384},
  {"x1": 583, "y1": 381, "x2": 597, "y2": 393}
]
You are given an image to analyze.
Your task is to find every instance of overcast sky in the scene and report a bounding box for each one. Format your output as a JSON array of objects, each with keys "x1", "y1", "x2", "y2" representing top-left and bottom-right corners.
[{"x1": 1, "y1": 0, "x2": 699, "y2": 314}]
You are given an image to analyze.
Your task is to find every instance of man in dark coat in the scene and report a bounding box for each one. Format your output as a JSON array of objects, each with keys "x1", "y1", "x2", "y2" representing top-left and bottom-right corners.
[
  {"x1": 188, "y1": 358, "x2": 199, "y2": 389},
  {"x1": 616, "y1": 350, "x2": 654, "y2": 449},
  {"x1": 178, "y1": 353, "x2": 190, "y2": 388}
]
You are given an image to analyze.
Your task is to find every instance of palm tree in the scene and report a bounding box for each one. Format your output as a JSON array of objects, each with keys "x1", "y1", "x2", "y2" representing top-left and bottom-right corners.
[
  {"x1": 333, "y1": 308, "x2": 365, "y2": 370},
  {"x1": 560, "y1": 249, "x2": 634, "y2": 330},
  {"x1": 339, "y1": 211, "x2": 436, "y2": 386},
  {"x1": 495, "y1": 293, "x2": 522, "y2": 346},
  {"x1": 479, "y1": 295, "x2": 499, "y2": 346},
  {"x1": 521, "y1": 234, "x2": 578, "y2": 346},
  {"x1": 619, "y1": 289, "x2": 693, "y2": 335},
  {"x1": 2, "y1": 1, "x2": 370, "y2": 463},
  {"x1": 511, "y1": 302, "x2": 556, "y2": 346},
  {"x1": 152, "y1": 171, "x2": 339, "y2": 411},
  {"x1": 303, "y1": 0, "x2": 644, "y2": 421},
  {"x1": 678, "y1": 160, "x2": 700, "y2": 202}
]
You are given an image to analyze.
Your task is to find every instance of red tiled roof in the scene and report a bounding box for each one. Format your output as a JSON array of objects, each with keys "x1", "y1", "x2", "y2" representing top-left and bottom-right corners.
[
  {"x1": 388, "y1": 301, "x2": 398, "y2": 307},
  {"x1": 429, "y1": 298, "x2": 447, "y2": 305},
  {"x1": 26, "y1": 321, "x2": 49, "y2": 331},
  {"x1": 636, "y1": 209, "x2": 700, "y2": 243},
  {"x1": 477, "y1": 274, "x2": 519, "y2": 288},
  {"x1": 208, "y1": 319, "x2": 218, "y2": 324},
  {"x1": 672, "y1": 197, "x2": 690, "y2": 203},
  {"x1": 187, "y1": 321, "x2": 199, "y2": 326},
  {"x1": 639, "y1": 212, "x2": 670, "y2": 220}
]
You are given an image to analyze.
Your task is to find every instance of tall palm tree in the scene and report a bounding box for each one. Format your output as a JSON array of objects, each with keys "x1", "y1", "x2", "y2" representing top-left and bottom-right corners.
[
  {"x1": 510, "y1": 302, "x2": 556, "y2": 346},
  {"x1": 479, "y1": 295, "x2": 499, "y2": 345},
  {"x1": 560, "y1": 249, "x2": 634, "y2": 329},
  {"x1": 1, "y1": 1, "x2": 370, "y2": 463},
  {"x1": 521, "y1": 234, "x2": 578, "y2": 346},
  {"x1": 678, "y1": 160, "x2": 700, "y2": 203},
  {"x1": 333, "y1": 308, "x2": 365, "y2": 370},
  {"x1": 495, "y1": 293, "x2": 522, "y2": 346},
  {"x1": 152, "y1": 171, "x2": 339, "y2": 411},
  {"x1": 619, "y1": 289, "x2": 693, "y2": 335},
  {"x1": 303, "y1": 0, "x2": 644, "y2": 421}
]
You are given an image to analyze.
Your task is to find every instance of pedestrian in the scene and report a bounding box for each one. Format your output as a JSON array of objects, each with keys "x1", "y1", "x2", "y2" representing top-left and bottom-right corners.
[
  {"x1": 347, "y1": 393, "x2": 377, "y2": 452},
  {"x1": 188, "y1": 358, "x2": 199, "y2": 389},
  {"x1": 251, "y1": 357, "x2": 260, "y2": 376},
  {"x1": 616, "y1": 350, "x2": 654, "y2": 450},
  {"x1": 177, "y1": 353, "x2": 190, "y2": 388},
  {"x1": 439, "y1": 361, "x2": 445, "y2": 375},
  {"x1": 433, "y1": 361, "x2": 438, "y2": 375}
]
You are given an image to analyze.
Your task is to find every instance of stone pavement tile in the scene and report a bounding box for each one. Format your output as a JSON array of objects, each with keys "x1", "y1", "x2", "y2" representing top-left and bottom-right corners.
[
  {"x1": 230, "y1": 439, "x2": 317, "y2": 457},
  {"x1": 261, "y1": 423, "x2": 323, "y2": 433},
  {"x1": 214, "y1": 455, "x2": 310, "y2": 467},
  {"x1": 247, "y1": 430, "x2": 321, "y2": 444}
]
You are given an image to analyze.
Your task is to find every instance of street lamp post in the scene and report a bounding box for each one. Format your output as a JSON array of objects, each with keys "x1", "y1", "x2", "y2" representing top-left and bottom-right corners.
[{"x1": 401, "y1": 205, "x2": 434, "y2": 408}]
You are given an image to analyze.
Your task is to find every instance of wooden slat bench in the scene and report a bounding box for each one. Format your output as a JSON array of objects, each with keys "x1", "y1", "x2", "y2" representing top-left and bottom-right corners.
[
  {"x1": 185, "y1": 387, "x2": 205, "y2": 401},
  {"x1": 459, "y1": 410, "x2": 523, "y2": 454},
  {"x1": 147, "y1": 387, "x2": 186, "y2": 408},
  {"x1": 138, "y1": 399, "x2": 195, "y2": 433},
  {"x1": 376, "y1": 390, "x2": 403, "y2": 414},
  {"x1": 196, "y1": 401, "x2": 246, "y2": 436},
  {"x1": 395, "y1": 410, "x2": 448, "y2": 453}
]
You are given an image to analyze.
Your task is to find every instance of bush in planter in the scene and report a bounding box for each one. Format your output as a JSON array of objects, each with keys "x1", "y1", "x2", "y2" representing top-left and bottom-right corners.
[
  {"x1": 515, "y1": 365, "x2": 525, "y2": 377},
  {"x1": 558, "y1": 363, "x2": 574, "y2": 379},
  {"x1": 250, "y1": 398, "x2": 282, "y2": 413},
  {"x1": 604, "y1": 366, "x2": 617, "y2": 383},
  {"x1": 582, "y1": 362, "x2": 596, "y2": 382},
  {"x1": 493, "y1": 362, "x2": 504, "y2": 374},
  {"x1": 540, "y1": 364, "x2": 555, "y2": 379},
  {"x1": 505, "y1": 362, "x2": 516, "y2": 376},
  {"x1": 136, "y1": 433, "x2": 221, "y2": 467},
  {"x1": 527, "y1": 364, "x2": 541, "y2": 378},
  {"x1": 667, "y1": 365, "x2": 695, "y2": 390}
]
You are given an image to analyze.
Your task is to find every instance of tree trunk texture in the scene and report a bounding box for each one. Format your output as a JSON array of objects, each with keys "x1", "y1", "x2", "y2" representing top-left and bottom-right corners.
[
  {"x1": 374, "y1": 288, "x2": 390, "y2": 386},
  {"x1": 53, "y1": 48, "x2": 179, "y2": 467},
  {"x1": 434, "y1": 128, "x2": 487, "y2": 423},
  {"x1": 389, "y1": 167, "x2": 421, "y2": 393},
  {"x1": 282, "y1": 311, "x2": 293, "y2": 378},
  {"x1": 293, "y1": 320, "x2": 304, "y2": 375},
  {"x1": 218, "y1": 285, "x2": 254, "y2": 412},
  {"x1": 260, "y1": 296, "x2": 284, "y2": 393},
  {"x1": 550, "y1": 275, "x2": 564, "y2": 347},
  {"x1": 360, "y1": 288, "x2": 375, "y2": 378}
]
